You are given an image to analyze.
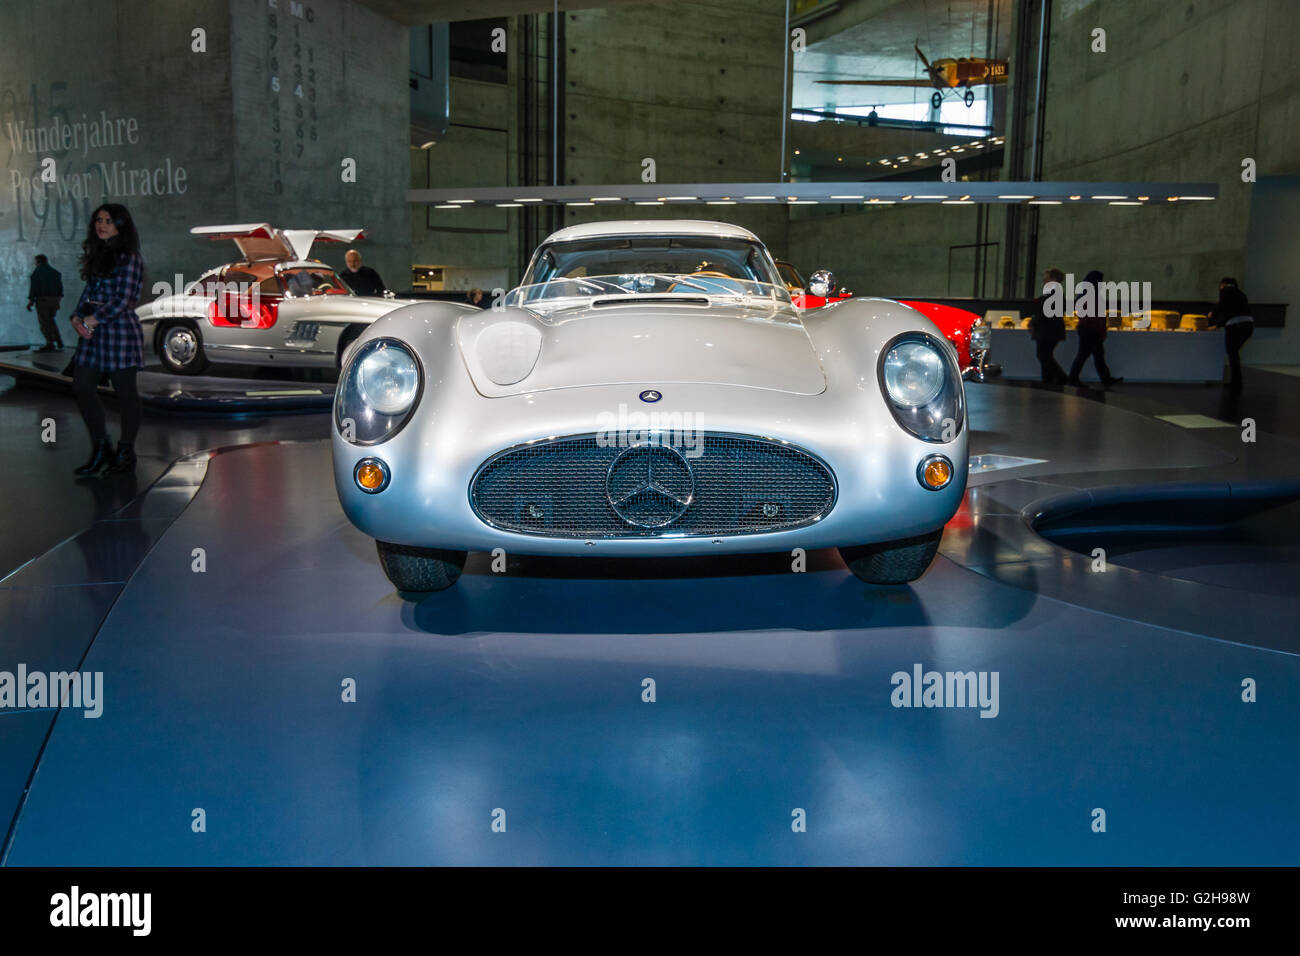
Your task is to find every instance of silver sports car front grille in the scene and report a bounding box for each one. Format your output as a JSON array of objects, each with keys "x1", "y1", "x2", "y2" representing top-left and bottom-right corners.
[{"x1": 469, "y1": 433, "x2": 836, "y2": 538}]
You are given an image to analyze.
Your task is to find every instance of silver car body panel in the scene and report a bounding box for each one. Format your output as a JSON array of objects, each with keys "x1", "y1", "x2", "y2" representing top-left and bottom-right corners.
[
  {"x1": 454, "y1": 301, "x2": 826, "y2": 397},
  {"x1": 332, "y1": 288, "x2": 969, "y2": 557},
  {"x1": 136, "y1": 265, "x2": 417, "y2": 368}
]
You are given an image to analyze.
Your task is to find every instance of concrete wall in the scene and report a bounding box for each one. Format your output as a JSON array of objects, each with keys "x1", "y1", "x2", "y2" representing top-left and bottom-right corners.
[
  {"x1": 1242, "y1": 176, "x2": 1300, "y2": 362},
  {"x1": 559, "y1": 0, "x2": 790, "y2": 256},
  {"x1": 783, "y1": 0, "x2": 1300, "y2": 364},
  {"x1": 0, "y1": 0, "x2": 408, "y2": 346},
  {"x1": 228, "y1": 0, "x2": 409, "y2": 285},
  {"x1": 0, "y1": 0, "x2": 231, "y2": 345},
  {"x1": 411, "y1": 2, "x2": 793, "y2": 283},
  {"x1": 1036, "y1": 0, "x2": 1300, "y2": 361},
  {"x1": 786, "y1": 201, "x2": 999, "y2": 298},
  {"x1": 412, "y1": 74, "x2": 519, "y2": 290}
]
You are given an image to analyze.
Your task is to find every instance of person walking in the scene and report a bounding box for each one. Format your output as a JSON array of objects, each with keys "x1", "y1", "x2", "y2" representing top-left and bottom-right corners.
[
  {"x1": 68, "y1": 203, "x2": 146, "y2": 477},
  {"x1": 1067, "y1": 269, "x2": 1123, "y2": 387},
  {"x1": 1029, "y1": 267, "x2": 1067, "y2": 384},
  {"x1": 340, "y1": 249, "x2": 387, "y2": 296},
  {"x1": 27, "y1": 253, "x2": 65, "y2": 351},
  {"x1": 1207, "y1": 276, "x2": 1253, "y2": 390}
]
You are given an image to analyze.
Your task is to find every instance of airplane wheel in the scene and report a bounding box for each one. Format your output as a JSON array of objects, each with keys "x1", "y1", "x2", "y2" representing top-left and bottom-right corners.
[
  {"x1": 930, "y1": 91, "x2": 942, "y2": 110},
  {"x1": 964, "y1": 89, "x2": 975, "y2": 107}
]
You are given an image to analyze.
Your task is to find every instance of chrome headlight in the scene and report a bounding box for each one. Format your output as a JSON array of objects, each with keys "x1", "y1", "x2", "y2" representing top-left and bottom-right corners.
[
  {"x1": 969, "y1": 319, "x2": 991, "y2": 353},
  {"x1": 335, "y1": 338, "x2": 422, "y2": 444},
  {"x1": 878, "y1": 332, "x2": 964, "y2": 443},
  {"x1": 883, "y1": 340, "x2": 946, "y2": 407}
]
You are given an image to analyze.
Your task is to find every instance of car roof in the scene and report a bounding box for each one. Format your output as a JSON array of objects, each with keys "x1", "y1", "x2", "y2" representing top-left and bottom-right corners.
[{"x1": 540, "y1": 220, "x2": 761, "y2": 244}]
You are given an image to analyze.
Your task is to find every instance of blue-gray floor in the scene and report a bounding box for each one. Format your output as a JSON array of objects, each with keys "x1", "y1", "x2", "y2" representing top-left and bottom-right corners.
[{"x1": 2, "y1": 376, "x2": 1298, "y2": 865}]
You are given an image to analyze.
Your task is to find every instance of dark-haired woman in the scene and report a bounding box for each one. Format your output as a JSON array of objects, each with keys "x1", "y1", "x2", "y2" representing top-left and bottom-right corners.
[{"x1": 69, "y1": 203, "x2": 145, "y2": 476}]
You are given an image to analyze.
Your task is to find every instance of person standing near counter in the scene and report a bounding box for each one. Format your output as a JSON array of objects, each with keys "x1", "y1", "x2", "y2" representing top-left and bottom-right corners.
[
  {"x1": 69, "y1": 203, "x2": 146, "y2": 477},
  {"x1": 1208, "y1": 277, "x2": 1253, "y2": 391},
  {"x1": 1067, "y1": 269, "x2": 1123, "y2": 387},
  {"x1": 1029, "y1": 267, "x2": 1067, "y2": 384}
]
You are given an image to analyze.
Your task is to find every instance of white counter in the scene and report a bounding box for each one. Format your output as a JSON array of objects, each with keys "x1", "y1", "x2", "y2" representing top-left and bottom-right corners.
[{"x1": 990, "y1": 328, "x2": 1227, "y2": 383}]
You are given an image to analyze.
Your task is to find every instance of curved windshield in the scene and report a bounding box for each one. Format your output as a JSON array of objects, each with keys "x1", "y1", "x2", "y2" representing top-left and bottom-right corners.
[
  {"x1": 511, "y1": 235, "x2": 790, "y2": 305},
  {"x1": 281, "y1": 268, "x2": 350, "y2": 297}
]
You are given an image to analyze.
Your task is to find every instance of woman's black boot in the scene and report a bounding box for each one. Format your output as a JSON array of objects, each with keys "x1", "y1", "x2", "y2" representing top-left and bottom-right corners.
[
  {"x1": 75, "y1": 439, "x2": 115, "y2": 475},
  {"x1": 100, "y1": 441, "x2": 137, "y2": 477}
]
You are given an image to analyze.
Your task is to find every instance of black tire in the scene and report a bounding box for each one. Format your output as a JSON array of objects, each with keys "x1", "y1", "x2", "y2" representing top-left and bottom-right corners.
[
  {"x1": 156, "y1": 320, "x2": 209, "y2": 375},
  {"x1": 930, "y1": 90, "x2": 943, "y2": 110},
  {"x1": 336, "y1": 325, "x2": 364, "y2": 369},
  {"x1": 839, "y1": 529, "x2": 943, "y2": 585},
  {"x1": 376, "y1": 541, "x2": 467, "y2": 592}
]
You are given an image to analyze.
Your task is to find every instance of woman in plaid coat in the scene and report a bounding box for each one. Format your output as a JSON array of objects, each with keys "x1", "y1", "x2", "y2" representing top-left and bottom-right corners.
[{"x1": 70, "y1": 203, "x2": 146, "y2": 477}]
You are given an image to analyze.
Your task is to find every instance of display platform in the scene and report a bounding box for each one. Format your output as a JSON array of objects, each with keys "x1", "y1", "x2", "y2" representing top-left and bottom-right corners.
[
  {"x1": 3, "y1": 380, "x2": 1298, "y2": 866},
  {"x1": 991, "y1": 328, "x2": 1226, "y2": 382},
  {"x1": 0, "y1": 348, "x2": 334, "y2": 412}
]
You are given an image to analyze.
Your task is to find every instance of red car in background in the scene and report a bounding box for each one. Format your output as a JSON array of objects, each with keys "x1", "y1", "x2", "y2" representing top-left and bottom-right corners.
[
  {"x1": 898, "y1": 299, "x2": 1000, "y2": 382},
  {"x1": 776, "y1": 260, "x2": 1000, "y2": 382}
]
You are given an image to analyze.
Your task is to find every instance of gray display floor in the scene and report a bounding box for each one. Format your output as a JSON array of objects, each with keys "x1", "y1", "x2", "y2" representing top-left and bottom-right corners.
[{"x1": 1, "y1": 380, "x2": 1298, "y2": 865}]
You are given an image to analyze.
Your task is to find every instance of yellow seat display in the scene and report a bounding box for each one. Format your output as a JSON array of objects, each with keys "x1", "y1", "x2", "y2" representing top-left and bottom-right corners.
[{"x1": 1179, "y1": 313, "x2": 1208, "y2": 332}]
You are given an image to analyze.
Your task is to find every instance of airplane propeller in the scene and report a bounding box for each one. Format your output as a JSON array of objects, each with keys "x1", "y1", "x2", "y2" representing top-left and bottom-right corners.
[{"x1": 914, "y1": 42, "x2": 943, "y2": 85}]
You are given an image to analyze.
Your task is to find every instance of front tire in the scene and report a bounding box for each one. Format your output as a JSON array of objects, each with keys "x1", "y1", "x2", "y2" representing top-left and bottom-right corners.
[
  {"x1": 336, "y1": 325, "x2": 364, "y2": 369},
  {"x1": 376, "y1": 541, "x2": 467, "y2": 592},
  {"x1": 157, "y1": 320, "x2": 210, "y2": 375},
  {"x1": 840, "y1": 529, "x2": 943, "y2": 585}
]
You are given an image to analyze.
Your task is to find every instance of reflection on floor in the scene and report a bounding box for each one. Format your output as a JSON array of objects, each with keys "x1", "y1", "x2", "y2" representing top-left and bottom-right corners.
[
  {"x1": 0, "y1": 373, "x2": 326, "y2": 580},
  {"x1": 1, "y1": 371, "x2": 1298, "y2": 865},
  {"x1": 0, "y1": 349, "x2": 335, "y2": 412}
]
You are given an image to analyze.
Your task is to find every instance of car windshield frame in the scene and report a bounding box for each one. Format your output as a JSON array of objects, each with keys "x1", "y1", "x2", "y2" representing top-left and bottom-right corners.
[
  {"x1": 277, "y1": 266, "x2": 353, "y2": 298},
  {"x1": 511, "y1": 234, "x2": 793, "y2": 307}
]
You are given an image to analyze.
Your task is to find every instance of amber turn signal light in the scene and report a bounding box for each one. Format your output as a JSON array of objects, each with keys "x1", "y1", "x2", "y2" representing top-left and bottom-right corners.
[
  {"x1": 354, "y1": 458, "x2": 390, "y2": 494},
  {"x1": 917, "y1": 454, "x2": 953, "y2": 490}
]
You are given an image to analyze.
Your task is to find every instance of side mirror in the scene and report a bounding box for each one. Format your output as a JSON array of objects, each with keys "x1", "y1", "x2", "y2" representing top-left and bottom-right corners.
[{"x1": 807, "y1": 269, "x2": 835, "y2": 298}]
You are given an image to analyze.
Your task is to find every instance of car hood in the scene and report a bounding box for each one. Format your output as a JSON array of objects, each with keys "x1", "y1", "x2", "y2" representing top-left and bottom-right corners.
[
  {"x1": 138, "y1": 292, "x2": 416, "y2": 322},
  {"x1": 456, "y1": 298, "x2": 826, "y2": 397}
]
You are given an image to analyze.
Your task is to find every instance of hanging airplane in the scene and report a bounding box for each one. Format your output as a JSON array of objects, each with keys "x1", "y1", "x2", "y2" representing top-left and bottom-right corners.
[{"x1": 816, "y1": 43, "x2": 1008, "y2": 109}]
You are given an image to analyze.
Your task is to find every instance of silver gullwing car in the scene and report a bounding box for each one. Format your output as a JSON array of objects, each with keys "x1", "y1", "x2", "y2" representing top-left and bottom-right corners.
[
  {"x1": 332, "y1": 220, "x2": 969, "y2": 592},
  {"x1": 136, "y1": 224, "x2": 413, "y2": 374}
]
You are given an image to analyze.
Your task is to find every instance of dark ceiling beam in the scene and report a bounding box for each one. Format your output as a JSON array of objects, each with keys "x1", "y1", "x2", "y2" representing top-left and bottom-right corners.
[{"x1": 408, "y1": 181, "x2": 1218, "y2": 207}]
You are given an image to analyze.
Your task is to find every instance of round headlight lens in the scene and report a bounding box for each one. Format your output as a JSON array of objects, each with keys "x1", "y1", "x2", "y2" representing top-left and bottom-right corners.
[
  {"x1": 883, "y1": 340, "x2": 946, "y2": 407},
  {"x1": 357, "y1": 344, "x2": 419, "y2": 415}
]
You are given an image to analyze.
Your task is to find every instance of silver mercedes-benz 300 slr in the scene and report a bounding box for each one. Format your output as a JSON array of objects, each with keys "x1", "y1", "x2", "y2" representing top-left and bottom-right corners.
[
  {"x1": 136, "y1": 224, "x2": 413, "y2": 374},
  {"x1": 332, "y1": 220, "x2": 968, "y2": 592}
]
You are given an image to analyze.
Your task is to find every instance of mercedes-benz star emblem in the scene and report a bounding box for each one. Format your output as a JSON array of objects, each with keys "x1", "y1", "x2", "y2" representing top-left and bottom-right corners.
[
  {"x1": 639, "y1": 389, "x2": 662, "y2": 403},
  {"x1": 606, "y1": 443, "x2": 695, "y2": 529}
]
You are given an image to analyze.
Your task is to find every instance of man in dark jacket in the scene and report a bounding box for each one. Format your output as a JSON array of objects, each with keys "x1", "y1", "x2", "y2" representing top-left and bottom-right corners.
[
  {"x1": 1067, "y1": 269, "x2": 1122, "y2": 387},
  {"x1": 1207, "y1": 277, "x2": 1253, "y2": 390},
  {"x1": 340, "y1": 249, "x2": 387, "y2": 296},
  {"x1": 26, "y1": 254, "x2": 64, "y2": 351},
  {"x1": 1029, "y1": 267, "x2": 1067, "y2": 384}
]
